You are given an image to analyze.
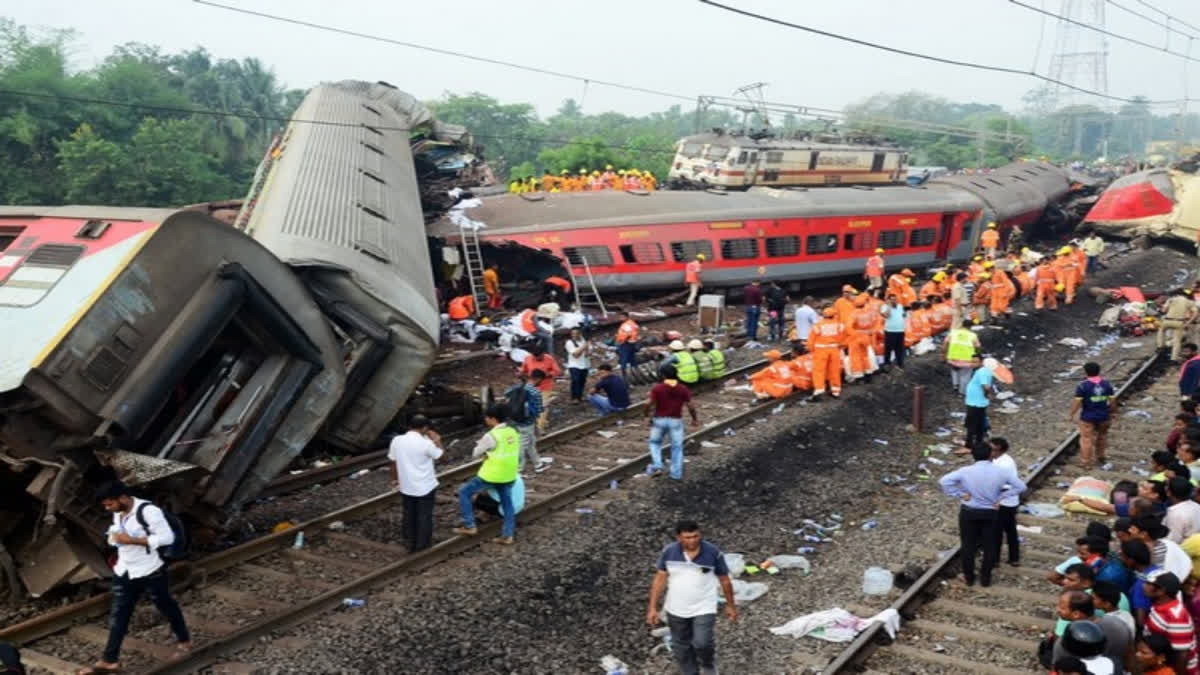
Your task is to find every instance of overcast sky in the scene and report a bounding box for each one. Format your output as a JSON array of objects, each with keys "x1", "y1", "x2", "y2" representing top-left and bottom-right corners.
[{"x1": 9, "y1": 0, "x2": 1200, "y2": 119}]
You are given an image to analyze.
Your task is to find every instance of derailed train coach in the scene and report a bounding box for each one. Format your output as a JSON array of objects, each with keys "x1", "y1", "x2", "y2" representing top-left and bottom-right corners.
[
  {"x1": 1082, "y1": 166, "x2": 1200, "y2": 244},
  {"x1": 0, "y1": 81, "x2": 442, "y2": 597}
]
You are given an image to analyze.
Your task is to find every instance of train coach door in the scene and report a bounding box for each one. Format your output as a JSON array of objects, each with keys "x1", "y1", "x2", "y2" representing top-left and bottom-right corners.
[
  {"x1": 744, "y1": 151, "x2": 758, "y2": 187},
  {"x1": 935, "y1": 213, "x2": 956, "y2": 259}
]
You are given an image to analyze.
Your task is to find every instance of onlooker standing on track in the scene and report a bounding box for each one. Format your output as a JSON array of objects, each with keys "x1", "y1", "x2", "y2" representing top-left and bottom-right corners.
[
  {"x1": 83, "y1": 482, "x2": 191, "y2": 675},
  {"x1": 1082, "y1": 230, "x2": 1106, "y2": 275},
  {"x1": 742, "y1": 280, "x2": 763, "y2": 342},
  {"x1": 453, "y1": 405, "x2": 519, "y2": 545},
  {"x1": 1165, "y1": 476, "x2": 1200, "y2": 543},
  {"x1": 645, "y1": 365, "x2": 698, "y2": 480},
  {"x1": 1159, "y1": 288, "x2": 1197, "y2": 362},
  {"x1": 765, "y1": 280, "x2": 788, "y2": 342},
  {"x1": 864, "y1": 248, "x2": 885, "y2": 292},
  {"x1": 564, "y1": 328, "x2": 591, "y2": 404},
  {"x1": 989, "y1": 437, "x2": 1021, "y2": 567},
  {"x1": 937, "y1": 443, "x2": 1026, "y2": 587},
  {"x1": 1049, "y1": 590, "x2": 1132, "y2": 670},
  {"x1": 880, "y1": 294, "x2": 907, "y2": 371},
  {"x1": 685, "y1": 254, "x2": 704, "y2": 306},
  {"x1": 793, "y1": 296, "x2": 818, "y2": 344},
  {"x1": 1143, "y1": 571, "x2": 1200, "y2": 674},
  {"x1": 503, "y1": 372, "x2": 548, "y2": 471},
  {"x1": 588, "y1": 364, "x2": 630, "y2": 416},
  {"x1": 520, "y1": 344, "x2": 560, "y2": 431},
  {"x1": 1137, "y1": 633, "x2": 1181, "y2": 675},
  {"x1": 1179, "y1": 343, "x2": 1200, "y2": 400},
  {"x1": 943, "y1": 321, "x2": 981, "y2": 394},
  {"x1": 616, "y1": 311, "x2": 640, "y2": 380},
  {"x1": 1070, "y1": 362, "x2": 1115, "y2": 470},
  {"x1": 388, "y1": 414, "x2": 443, "y2": 552},
  {"x1": 646, "y1": 520, "x2": 737, "y2": 675},
  {"x1": 963, "y1": 355, "x2": 995, "y2": 450}
]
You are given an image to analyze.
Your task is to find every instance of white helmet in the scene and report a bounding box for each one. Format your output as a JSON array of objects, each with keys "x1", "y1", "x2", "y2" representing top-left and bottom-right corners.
[
  {"x1": 669, "y1": 340, "x2": 686, "y2": 351},
  {"x1": 687, "y1": 339, "x2": 704, "y2": 350}
]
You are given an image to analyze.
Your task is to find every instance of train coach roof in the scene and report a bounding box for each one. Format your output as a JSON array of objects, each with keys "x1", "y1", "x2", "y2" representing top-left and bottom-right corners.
[
  {"x1": 0, "y1": 205, "x2": 179, "y2": 222},
  {"x1": 431, "y1": 186, "x2": 980, "y2": 236}
]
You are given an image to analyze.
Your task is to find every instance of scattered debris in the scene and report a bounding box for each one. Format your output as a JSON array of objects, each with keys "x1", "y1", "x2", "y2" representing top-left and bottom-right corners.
[
  {"x1": 349, "y1": 469, "x2": 371, "y2": 479},
  {"x1": 873, "y1": 439, "x2": 889, "y2": 446},
  {"x1": 1016, "y1": 524, "x2": 1044, "y2": 534},
  {"x1": 599, "y1": 655, "x2": 629, "y2": 675},
  {"x1": 862, "y1": 566, "x2": 893, "y2": 595},
  {"x1": 1057, "y1": 337, "x2": 1089, "y2": 348},
  {"x1": 327, "y1": 521, "x2": 346, "y2": 531},
  {"x1": 341, "y1": 598, "x2": 365, "y2": 609},
  {"x1": 596, "y1": 430, "x2": 618, "y2": 439},
  {"x1": 1022, "y1": 503, "x2": 1065, "y2": 518},
  {"x1": 1123, "y1": 409, "x2": 1153, "y2": 420}
]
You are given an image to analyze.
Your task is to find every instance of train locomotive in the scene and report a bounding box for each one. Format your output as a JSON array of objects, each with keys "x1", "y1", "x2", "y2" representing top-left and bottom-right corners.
[
  {"x1": 0, "y1": 81, "x2": 440, "y2": 598},
  {"x1": 432, "y1": 161, "x2": 1072, "y2": 291}
]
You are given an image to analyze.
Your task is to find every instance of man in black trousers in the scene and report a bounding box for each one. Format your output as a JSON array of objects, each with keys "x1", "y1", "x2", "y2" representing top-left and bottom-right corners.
[{"x1": 938, "y1": 443, "x2": 1027, "y2": 586}]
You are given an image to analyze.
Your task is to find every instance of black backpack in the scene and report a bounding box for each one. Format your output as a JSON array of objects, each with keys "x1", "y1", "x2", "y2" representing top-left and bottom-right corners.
[
  {"x1": 135, "y1": 502, "x2": 189, "y2": 562},
  {"x1": 505, "y1": 384, "x2": 533, "y2": 425}
]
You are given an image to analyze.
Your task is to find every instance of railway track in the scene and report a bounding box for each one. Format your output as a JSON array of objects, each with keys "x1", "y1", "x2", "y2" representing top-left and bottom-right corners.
[
  {"x1": 0, "y1": 352, "x2": 792, "y2": 675},
  {"x1": 824, "y1": 350, "x2": 1163, "y2": 674}
]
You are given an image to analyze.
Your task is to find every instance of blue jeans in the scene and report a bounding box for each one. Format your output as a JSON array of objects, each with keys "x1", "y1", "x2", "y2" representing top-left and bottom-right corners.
[
  {"x1": 458, "y1": 476, "x2": 515, "y2": 537},
  {"x1": 568, "y1": 367, "x2": 588, "y2": 401},
  {"x1": 744, "y1": 306, "x2": 760, "y2": 341},
  {"x1": 618, "y1": 342, "x2": 638, "y2": 371},
  {"x1": 589, "y1": 394, "x2": 626, "y2": 415},
  {"x1": 767, "y1": 310, "x2": 785, "y2": 341},
  {"x1": 1086, "y1": 255, "x2": 1098, "y2": 274},
  {"x1": 668, "y1": 612, "x2": 717, "y2": 675},
  {"x1": 648, "y1": 417, "x2": 686, "y2": 479},
  {"x1": 104, "y1": 568, "x2": 190, "y2": 662}
]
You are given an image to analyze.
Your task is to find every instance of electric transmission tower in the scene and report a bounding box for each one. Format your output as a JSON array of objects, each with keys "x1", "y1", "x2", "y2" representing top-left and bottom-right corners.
[{"x1": 1046, "y1": 0, "x2": 1109, "y2": 108}]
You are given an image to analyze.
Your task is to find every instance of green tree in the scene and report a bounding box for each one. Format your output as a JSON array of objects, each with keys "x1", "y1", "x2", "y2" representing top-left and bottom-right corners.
[{"x1": 55, "y1": 123, "x2": 125, "y2": 203}]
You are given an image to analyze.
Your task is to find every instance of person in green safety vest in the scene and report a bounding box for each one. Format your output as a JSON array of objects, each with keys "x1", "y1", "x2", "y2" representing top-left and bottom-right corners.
[
  {"x1": 703, "y1": 339, "x2": 726, "y2": 379},
  {"x1": 452, "y1": 404, "x2": 520, "y2": 545},
  {"x1": 943, "y1": 320, "x2": 981, "y2": 395},
  {"x1": 688, "y1": 339, "x2": 714, "y2": 381},
  {"x1": 666, "y1": 340, "x2": 700, "y2": 384}
]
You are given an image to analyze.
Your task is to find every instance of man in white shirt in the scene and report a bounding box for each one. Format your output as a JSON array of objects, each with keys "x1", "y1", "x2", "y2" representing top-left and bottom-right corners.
[
  {"x1": 1082, "y1": 230, "x2": 1105, "y2": 275},
  {"x1": 793, "y1": 296, "x2": 818, "y2": 343},
  {"x1": 989, "y1": 437, "x2": 1023, "y2": 566},
  {"x1": 85, "y1": 481, "x2": 190, "y2": 675},
  {"x1": 389, "y1": 415, "x2": 444, "y2": 552},
  {"x1": 1164, "y1": 476, "x2": 1200, "y2": 543}
]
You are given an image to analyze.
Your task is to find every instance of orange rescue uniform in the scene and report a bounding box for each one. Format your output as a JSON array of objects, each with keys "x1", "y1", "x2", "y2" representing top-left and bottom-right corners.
[
  {"x1": 847, "y1": 306, "x2": 877, "y2": 378},
  {"x1": 448, "y1": 295, "x2": 475, "y2": 320},
  {"x1": 1035, "y1": 264, "x2": 1058, "y2": 310},
  {"x1": 833, "y1": 296, "x2": 857, "y2": 327},
  {"x1": 789, "y1": 353, "x2": 815, "y2": 391},
  {"x1": 750, "y1": 361, "x2": 794, "y2": 399},
  {"x1": 1054, "y1": 256, "x2": 1080, "y2": 303},
  {"x1": 808, "y1": 318, "x2": 847, "y2": 396},
  {"x1": 919, "y1": 280, "x2": 942, "y2": 301},
  {"x1": 616, "y1": 319, "x2": 639, "y2": 343},
  {"x1": 904, "y1": 308, "x2": 931, "y2": 347},
  {"x1": 928, "y1": 301, "x2": 954, "y2": 334},
  {"x1": 980, "y1": 229, "x2": 1000, "y2": 251}
]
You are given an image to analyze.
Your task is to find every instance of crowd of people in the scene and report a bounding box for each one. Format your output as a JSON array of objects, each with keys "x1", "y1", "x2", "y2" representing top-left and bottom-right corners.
[{"x1": 507, "y1": 165, "x2": 658, "y2": 194}]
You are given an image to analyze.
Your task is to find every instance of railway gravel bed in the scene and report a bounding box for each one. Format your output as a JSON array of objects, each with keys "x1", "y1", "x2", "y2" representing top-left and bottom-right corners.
[{"x1": 204, "y1": 245, "x2": 1193, "y2": 673}]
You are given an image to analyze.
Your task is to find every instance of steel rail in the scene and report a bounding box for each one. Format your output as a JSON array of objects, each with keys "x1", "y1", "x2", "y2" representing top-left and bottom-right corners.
[
  {"x1": 822, "y1": 351, "x2": 1161, "y2": 674},
  {"x1": 0, "y1": 353, "x2": 773, "y2": 647},
  {"x1": 142, "y1": 379, "x2": 807, "y2": 674}
]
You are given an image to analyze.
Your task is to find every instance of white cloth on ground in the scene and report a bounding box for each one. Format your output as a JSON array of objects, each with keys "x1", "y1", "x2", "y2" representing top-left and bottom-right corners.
[{"x1": 768, "y1": 607, "x2": 901, "y2": 642}]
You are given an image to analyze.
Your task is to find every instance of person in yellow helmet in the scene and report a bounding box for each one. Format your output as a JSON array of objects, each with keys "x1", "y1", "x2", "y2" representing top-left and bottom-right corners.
[
  {"x1": 980, "y1": 222, "x2": 1000, "y2": 257},
  {"x1": 864, "y1": 248, "x2": 885, "y2": 292},
  {"x1": 508, "y1": 178, "x2": 522, "y2": 194},
  {"x1": 1053, "y1": 247, "x2": 1080, "y2": 304},
  {"x1": 601, "y1": 165, "x2": 617, "y2": 188},
  {"x1": 642, "y1": 171, "x2": 657, "y2": 191},
  {"x1": 541, "y1": 169, "x2": 556, "y2": 191},
  {"x1": 685, "y1": 254, "x2": 705, "y2": 305}
]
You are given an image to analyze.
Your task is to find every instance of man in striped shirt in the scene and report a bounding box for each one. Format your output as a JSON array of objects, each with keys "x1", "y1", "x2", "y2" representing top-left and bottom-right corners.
[{"x1": 1144, "y1": 571, "x2": 1200, "y2": 674}]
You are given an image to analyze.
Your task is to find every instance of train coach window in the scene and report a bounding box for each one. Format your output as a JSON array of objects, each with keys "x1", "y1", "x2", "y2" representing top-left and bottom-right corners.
[
  {"x1": 765, "y1": 236, "x2": 800, "y2": 257},
  {"x1": 704, "y1": 145, "x2": 730, "y2": 161},
  {"x1": 805, "y1": 234, "x2": 838, "y2": 255},
  {"x1": 843, "y1": 232, "x2": 873, "y2": 251},
  {"x1": 670, "y1": 240, "x2": 714, "y2": 263},
  {"x1": 766, "y1": 151, "x2": 784, "y2": 164},
  {"x1": 877, "y1": 230, "x2": 906, "y2": 249},
  {"x1": 562, "y1": 245, "x2": 613, "y2": 266},
  {"x1": 720, "y1": 238, "x2": 758, "y2": 260},
  {"x1": 681, "y1": 142, "x2": 703, "y2": 158},
  {"x1": 737, "y1": 151, "x2": 748, "y2": 165},
  {"x1": 0, "y1": 226, "x2": 24, "y2": 252},
  {"x1": 909, "y1": 228, "x2": 937, "y2": 247},
  {"x1": 618, "y1": 243, "x2": 665, "y2": 264}
]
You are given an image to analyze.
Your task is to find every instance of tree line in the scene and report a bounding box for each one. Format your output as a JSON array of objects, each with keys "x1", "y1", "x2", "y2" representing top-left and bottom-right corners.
[{"x1": 3, "y1": 18, "x2": 1198, "y2": 209}]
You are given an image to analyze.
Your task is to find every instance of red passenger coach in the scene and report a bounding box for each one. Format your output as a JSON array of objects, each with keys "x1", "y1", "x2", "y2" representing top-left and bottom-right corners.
[{"x1": 434, "y1": 187, "x2": 983, "y2": 292}]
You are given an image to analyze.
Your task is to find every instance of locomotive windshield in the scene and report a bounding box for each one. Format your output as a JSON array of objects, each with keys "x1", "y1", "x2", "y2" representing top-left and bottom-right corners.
[
  {"x1": 703, "y1": 144, "x2": 730, "y2": 161},
  {"x1": 680, "y1": 142, "x2": 704, "y2": 158}
]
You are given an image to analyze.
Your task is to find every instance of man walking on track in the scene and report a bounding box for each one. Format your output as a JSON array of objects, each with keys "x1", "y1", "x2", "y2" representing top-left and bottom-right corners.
[
  {"x1": 989, "y1": 437, "x2": 1021, "y2": 567},
  {"x1": 646, "y1": 520, "x2": 737, "y2": 675},
  {"x1": 685, "y1": 254, "x2": 704, "y2": 306},
  {"x1": 742, "y1": 280, "x2": 763, "y2": 342},
  {"x1": 83, "y1": 482, "x2": 191, "y2": 675},
  {"x1": 453, "y1": 405, "x2": 520, "y2": 545},
  {"x1": 1069, "y1": 362, "x2": 1115, "y2": 470},
  {"x1": 938, "y1": 443, "x2": 1027, "y2": 587},
  {"x1": 864, "y1": 248, "x2": 885, "y2": 292},
  {"x1": 645, "y1": 365, "x2": 699, "y2": 480},
  {"x1": 388, "y1": 414, "x2": 443, "y2": 552},
  {"x1": 616, "y1": 311, "x2": 640, "y2": 380}
]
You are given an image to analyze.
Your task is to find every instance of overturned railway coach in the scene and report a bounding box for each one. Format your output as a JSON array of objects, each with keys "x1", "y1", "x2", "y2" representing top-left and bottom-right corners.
[{"x1": 434, "y1": 161, "x2": 1071, "y2": 291}]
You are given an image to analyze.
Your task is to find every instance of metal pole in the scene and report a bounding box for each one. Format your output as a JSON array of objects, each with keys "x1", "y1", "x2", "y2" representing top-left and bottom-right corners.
[{"x1": 912, "y1": 385, "x2": 925, "y2": 432}]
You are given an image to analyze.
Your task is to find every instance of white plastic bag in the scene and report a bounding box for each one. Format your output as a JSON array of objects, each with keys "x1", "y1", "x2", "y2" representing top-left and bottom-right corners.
[
  {"x1": 1024, "y1": 502, "x2": 1065, "y2": 518},
  {"x1": 723, "y1": 553, "x2": 746, "y2": 578},
  {"x1": 766, "y1": 555, "x2": 811, "y2": 574},
  {"x1": 728, "y1": 579, "x2": 768, "y2": 603}
]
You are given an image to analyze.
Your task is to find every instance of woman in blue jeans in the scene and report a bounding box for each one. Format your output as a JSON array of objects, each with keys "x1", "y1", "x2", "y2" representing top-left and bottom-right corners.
[{"x1": 644, "y1": 365, "x2": 699, "y2": 480}]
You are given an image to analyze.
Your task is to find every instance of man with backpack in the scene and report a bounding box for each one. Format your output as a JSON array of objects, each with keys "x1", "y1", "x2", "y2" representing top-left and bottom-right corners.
[
  {"x1": 504, "y1": 372, "x2": 550, "y2": 472},
  {"x1": 81, "y1": 481, "x2": 190, "y2": 675}
]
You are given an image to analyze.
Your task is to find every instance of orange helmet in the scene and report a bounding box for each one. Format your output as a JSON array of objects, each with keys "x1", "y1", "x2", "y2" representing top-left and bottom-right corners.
[
  {"x1": 901, "y1": 268, "x2": 915, "y2": 276},
  {"x1": 822, "y1": 307, "x2": 837, "y2": 318},
  {"x1": 763, "y1": 349, "x2": 782, "y2": 360}
]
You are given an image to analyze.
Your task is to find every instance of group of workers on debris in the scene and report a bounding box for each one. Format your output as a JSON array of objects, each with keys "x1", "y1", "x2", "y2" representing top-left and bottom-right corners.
[{"x1": 508, "y1": 165, "x2": 658, "y2": 194}]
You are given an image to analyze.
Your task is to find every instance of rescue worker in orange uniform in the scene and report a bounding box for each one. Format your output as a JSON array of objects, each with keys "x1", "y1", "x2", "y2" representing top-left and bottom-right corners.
[
  {"x1": 749, "y1": 349, "x2": 794, "y2": 399},
  {"x1": 919, "y1": 272, "x2": 946, "y2": 302},
  {"x1": 887, "y1": 269, "x2": 917, "y2": 307},
  {"x1": 808, "y1": 307, "x2": 847, "y2": 400},
  {"x1": 847, "y1": 294, "x2": 877, "y2": 381},
  {"x1": 448, "y1": 294, "x2": 475, "y2": 320},
  {"x1": 972, "y1": 272, "x2": 992, "y2": 324},
  {"x1": 600, "y1": 165, "x2": 617, "y2": 188},
  {"x1": 864, "y1": 293, "x2": 886, "y2": 356},
  {"x1": 615, "y1": 312, "x2": 639, "y2": 379},
  {"x1": 864, "y1": 248, "x2": 885, "y2": 292},
  {"x1": 1053, "y1": 247, "x2": 1080, "y2": 304},
  {"x1": 482, "y1": 264, "x2": 502, "y2": 309},
  {"x1": 1012, "y1": 264, "x2": 1034, "y2": 298},
  {"x1": 833, "y1": 285, "x2": 858, "y2": 326},
  {"x1": 787, "y1": 344, "x2": 814, "y2": 391},
  {"x1": 988, "y1": 268, "x2": 1016, "y2": 320},
  {"x1": 928, "y1": 295, "x2": 954, "y2": 334},
  {"x1": 904, "y1": 301, "x2": 932, "y2": 348},
  {"x1": 1034, "y1": 258, "x2": 1059, "y2": 310},
  {"x1": 980, "y1": 222, "x2": 1000, "y2": 257},
  {"x1": 685, "y1": 254, "x2": 704, "y2": 306},
  {"x1": 968, "y1": 255, "x2": 985, "y2": 282},
  {"x1": 543, "y1": 275, "x2": 571, "y2": 305},
  {"x1": 541, "y1": 170, "x2": 557, "y2": 191}
]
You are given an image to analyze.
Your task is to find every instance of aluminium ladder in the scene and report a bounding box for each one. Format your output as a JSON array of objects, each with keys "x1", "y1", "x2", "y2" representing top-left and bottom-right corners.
[
  {"x1": 458, "y1": 221, "x2": 487, "y2": 316},
  {"x1": 569, "y1": 256, "x2": 608, "y2": 319}
]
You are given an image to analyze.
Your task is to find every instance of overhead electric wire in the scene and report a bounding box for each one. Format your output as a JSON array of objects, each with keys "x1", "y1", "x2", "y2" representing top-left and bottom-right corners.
[
  {"x1": 697, "y1": 0, "x2": 1192, "y2": 104},
  {"x1": 1009, "y1": 0, "x2": 1200, "y2": 63},
  {"x1": 1106, "y1": 0, "x2": 1199, "y2": 41},
  {"x1": 191, "y1": 0, "x2": 697, "y2": 104},
  {"x1": 1132, "y1": 0, "x2": 1200, "y2": 35}
]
